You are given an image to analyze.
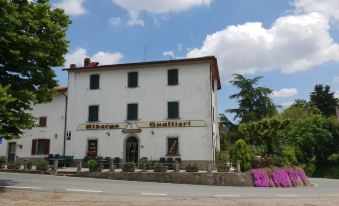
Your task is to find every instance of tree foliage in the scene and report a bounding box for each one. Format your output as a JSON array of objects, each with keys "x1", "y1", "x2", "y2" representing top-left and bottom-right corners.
[
  {"x1": 310, "y1": 84, "x2": 338, "y2": 117},
  {"x1": 232, "y1": 139, "x2": 252, "y2": 171},
  {"x1": 226, "y1": 74, "x2": 277, "y2": 123},
  {"x1": 0, "y1": 0, "x2": 70, "y2": 139}
]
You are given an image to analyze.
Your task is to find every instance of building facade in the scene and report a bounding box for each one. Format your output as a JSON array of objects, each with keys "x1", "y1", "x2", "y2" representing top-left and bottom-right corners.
[{"x1": 0, "y1": 56, "x2": 221, "y2": 165}]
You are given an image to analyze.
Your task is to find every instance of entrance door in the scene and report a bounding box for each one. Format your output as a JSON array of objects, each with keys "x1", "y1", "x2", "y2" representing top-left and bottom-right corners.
[
  {"x1": 8, "y1": 142, "x2": 16, "y2": 162},
  {"x1": 126, "y1": 137, "x2": 138, "y2": 163},
  {"x1": 87, "y1": 140, "x2": 98, "y2": 157}
]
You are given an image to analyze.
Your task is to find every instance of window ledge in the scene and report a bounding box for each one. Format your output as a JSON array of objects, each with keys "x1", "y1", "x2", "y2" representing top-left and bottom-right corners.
[{"x1": 166, "y1": 118, "x2": 181, "y2": 120}]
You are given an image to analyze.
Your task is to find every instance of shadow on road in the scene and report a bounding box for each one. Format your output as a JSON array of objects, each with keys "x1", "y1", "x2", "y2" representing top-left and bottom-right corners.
[{"x1": 0, "y1": 179, "x2": 18, "y2": 193}]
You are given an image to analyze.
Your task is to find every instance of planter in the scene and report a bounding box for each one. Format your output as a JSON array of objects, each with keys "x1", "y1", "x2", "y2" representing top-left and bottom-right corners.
[
  {"x1": 216, "y1": 164, "x2": 230, "y2": 172},
  {"x1": 153, "y1": 164, "x2": 167, "y2": 172},
  {"x1": 7, "y1": 163, "x2": 21, "y2": 170},
  {"x1": 36, "y1": 165, "x2": 49, "y2": 171},
  {"x1": 89, "y1": 167, "x2": 102, "y2": 172},
  {"x1": 185, "y1": 164, "x2": 199, "y2": 172},
  {"x1": 27, "y1": 164, "x2": 32, "y2": 170}
]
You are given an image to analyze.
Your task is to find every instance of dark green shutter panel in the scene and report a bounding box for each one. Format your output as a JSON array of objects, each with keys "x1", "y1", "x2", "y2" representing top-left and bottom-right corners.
[
  {"x1": 168, "y1": 69, "x2": 178, "y2": 85},
  {"x1": 127, "y1": 104, "x2": 138, "y2": 120},
  {"x1": 128, "y1": 72, "x2": 138, "y2": 87},
  {"x1": 90, "y1": 74, "x2": 99, "y2": 89},
  {"x1": 168, "y1": 102, "x2": 179, "y2": 118},
  {"x1": 89, "y1": 105, "x2": 99, "y2": 122}
]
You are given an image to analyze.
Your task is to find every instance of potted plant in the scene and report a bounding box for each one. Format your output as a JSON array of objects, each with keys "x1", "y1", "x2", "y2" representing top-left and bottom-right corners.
[
  {"x1": 27, "y1": 160, "x2": 33, "y2": 170},
  {"x1": 0, "y1": 156, "x2": 6, "y2": 169},
  {"x1": 7, "y1": 161, "x2": 21, "y2": 170},
  {"x1": 88, "y1": 159, "x2": 102, "y2": 172},
  {"x1": 122, "y1": 162, "x2": 135, "y2": 172},
  {"x1": 185, "y1": 163, "x2": 199, "y2": 172},
  {"x1": 36, "y1": 159, "x2": 49, "y2": 170},
  {"x1": 153, "y1": 163, "x2": 167, "y2": 172}
]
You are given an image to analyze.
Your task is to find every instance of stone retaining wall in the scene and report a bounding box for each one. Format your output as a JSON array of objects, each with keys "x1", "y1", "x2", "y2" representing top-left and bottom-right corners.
[{"x1": 76, "y1": 172, "x2": 253, "y2": 186}]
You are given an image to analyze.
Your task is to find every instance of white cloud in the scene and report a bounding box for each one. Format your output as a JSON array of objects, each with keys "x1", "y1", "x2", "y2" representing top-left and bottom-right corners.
[
  {"x1": 109, "y1": 17, "x2": 122, "y2": 26},
  {"x1": 335, "y1": 90, "x2": 339, "y2": 98},
  {"x1": 187, "y1": 12, "x2": 339, "y2": 82},
  {"x1": 272, "y1": 88, "x2": 298, "y2": 97},
  {"x1": 111, "y1": 0, "x2": 212, "y2": 26},
  {"x1": 163, "y1": 50, "x2": 175, "y2": 57},
  {"x1": 54, "y1": 0, "x2": 87, "y2": 16},
  {"x1": 294, "y1": 0, "x2": 339, "y2": 21},
  {"x1": 65, "y1": 48, "x2": 123, "y2": 67}
]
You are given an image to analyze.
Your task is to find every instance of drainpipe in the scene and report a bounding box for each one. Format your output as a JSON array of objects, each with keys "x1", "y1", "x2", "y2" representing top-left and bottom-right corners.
[{"x1": 62, "y1": 92, "x2": 68, "y2": 156}]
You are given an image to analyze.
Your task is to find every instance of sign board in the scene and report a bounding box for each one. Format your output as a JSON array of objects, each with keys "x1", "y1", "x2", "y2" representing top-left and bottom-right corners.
[
  {"x1": 122, "y1": 129, "x2": 141, "y2": 133},
  {"x1": 136, "y1": 120, "x2": 207, "y2": 128},
  {"x1": 77, "y1": 122, "x2": 128, "y2": 130},
  {"x1": 66, "y1": 131, "x2": 71, "y2": 140}
]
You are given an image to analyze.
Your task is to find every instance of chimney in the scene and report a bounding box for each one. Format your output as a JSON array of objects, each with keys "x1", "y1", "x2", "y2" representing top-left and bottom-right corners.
[
  {"x1": 70, "y1": 64, "x2": 76, "y2": 69},
  {"x1": 84, "y1": 58, "x2": 91, "y2": 67}
]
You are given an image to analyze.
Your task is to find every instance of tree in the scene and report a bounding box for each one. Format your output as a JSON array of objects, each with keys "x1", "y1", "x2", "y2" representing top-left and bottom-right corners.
[
  {"x1": 226, "y1": 74, "x2": 277, "y2": 124},
  {"x1": 282, "y1": 99, "x2": 321, "y2": 121},
  {"x1": 239, "y1": 115, "x2": 289, "y2": 156},
  {"x1": 0, "y1": 0, "x2": 70, "y2": 139},
  {"x1": 310, "y1": 84, "x2": 338, "y2": 117},
  {"x1": 232, "y1": 139, "x2": 252, "y2": 171}
]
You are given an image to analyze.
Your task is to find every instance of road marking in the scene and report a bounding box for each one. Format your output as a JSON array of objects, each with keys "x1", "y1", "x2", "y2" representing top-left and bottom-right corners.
[
  {"x1": 276, "y1": 195, "x2": 299, "y2": 198},
  {"x1": 66, "y1": 189, "x2": 103, "y2": 193},
  {"x1": 0, "y1": 186, "x2": 42, "y2": 190},
  {"x1": 141, "y1": 192, "x2": 168, "y2": 196},
  {"x1": 215, "y1": 194, "x2": 240, "y2": 197}
]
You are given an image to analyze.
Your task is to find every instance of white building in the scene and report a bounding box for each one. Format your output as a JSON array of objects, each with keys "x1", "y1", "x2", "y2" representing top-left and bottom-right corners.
[
  {"x1": 0, "y1": 87, "x2": 67, "y2": 161},
  {"x1": 0, "y1": 56, "x2": 221, "y2": 166}
]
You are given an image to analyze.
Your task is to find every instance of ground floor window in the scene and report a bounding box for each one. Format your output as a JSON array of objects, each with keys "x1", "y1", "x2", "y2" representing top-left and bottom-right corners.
[
  {"x1": 87, "y1": 139, "x2": 98, "y2": 157},
  {"x1": 167, "y1": 137, "x2": 179, "y2": 156},
  {"x1": 31, "y1": 139, "x2": 50, "y2": 155}
]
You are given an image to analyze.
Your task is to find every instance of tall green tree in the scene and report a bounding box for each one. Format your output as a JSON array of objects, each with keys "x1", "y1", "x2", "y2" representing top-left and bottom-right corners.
[
  {"x1": 0, "y1": 0, "x2": 70, "y2": 139},
  {"x1": 226, "y1": 74, "x2": 277, "y2": 123},
  {"x1": 310, "y1": 84, "x2": 338, "y2": 117}
]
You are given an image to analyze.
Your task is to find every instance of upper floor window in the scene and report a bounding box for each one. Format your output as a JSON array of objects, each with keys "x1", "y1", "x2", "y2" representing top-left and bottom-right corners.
[
  {"x1": 127, "y1": 103, "x2": 138, "y2": 120},
  {"x1": 168, "y1": 102, "x2": 179, "y2": 119},
  {"x1": 168, "y1": 69, "x2": 178, "y2": 85},
  {"x1": 128, "y1": 72, "x2": 138, "y2": 88},
  {"x1": 38, "y1": 117, "x2": 47, "y2": 127},
  {"x1": 88, "y1": 105, "x2": 99, "y2": 122},
  {"x1": 90, "y1": 74, "x2": 100, "y2": 90}
]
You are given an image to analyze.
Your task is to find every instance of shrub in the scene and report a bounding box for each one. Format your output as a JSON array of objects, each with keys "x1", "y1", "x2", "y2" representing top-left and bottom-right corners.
[
  {"x1": 232, "y1": 139, "x2": 252, "y2": 171},
  {"x1": 251, "y1": 169, "x2": 273, "y2": 187},
  {"x1": 328, "y1": 153, "x2": 339, "y2": 165},
  {"x1": 122, "y1": 162, "x2": 135, "y2": 172},
  {"x1": 304, "y1": 160, "x2": 316, "y2": 177},
  {"x1": 87, "y1": 159, "x2": 102, "y2": 172},
  {"x1": 36, "y1": 159, "x2": 49, "y2": 170},
  {"x1": 185, "y1": 163, "x2": 199, "y2": 172},
  {"x1": 153, "y1": 163, "x2": 167, "y2": 172},
  {"x1": 0, "y1": 156, "x2": 6, "y2": 164},
  {"x1": 281, "y1": 146, "x2": 297, "y2": 167},
  {"x1": 27, "y1": 160, "x2": 33, "y2": 170}
]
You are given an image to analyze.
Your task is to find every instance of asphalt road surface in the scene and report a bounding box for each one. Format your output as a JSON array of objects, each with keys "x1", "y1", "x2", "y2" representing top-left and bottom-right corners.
[{"x1": 0, "y1": 172, "x2": 339, "y2": 205}]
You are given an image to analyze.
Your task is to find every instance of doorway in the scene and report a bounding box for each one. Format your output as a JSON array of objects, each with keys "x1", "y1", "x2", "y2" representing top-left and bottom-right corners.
[
  {"x1": 125, "y1": 136, "x2": 138, "y2": 163},
  {"x1": 7, "y1": 142, "x2": 16, "y2": 162}
]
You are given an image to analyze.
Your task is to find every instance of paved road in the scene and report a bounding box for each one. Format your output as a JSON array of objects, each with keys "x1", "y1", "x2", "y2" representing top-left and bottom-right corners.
[{"x1": 0, "y1": 172, "x2": 339, "y2": 199}]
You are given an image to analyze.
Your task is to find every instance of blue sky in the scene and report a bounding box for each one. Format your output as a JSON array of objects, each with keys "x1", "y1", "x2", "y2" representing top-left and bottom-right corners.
[{"x1": 51, "y1": 0, "x2": 339, "y2": 121}]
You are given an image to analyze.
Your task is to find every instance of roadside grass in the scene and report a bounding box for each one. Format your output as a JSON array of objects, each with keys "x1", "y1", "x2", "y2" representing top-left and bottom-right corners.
[{"x1": 313, "y1": 166, "x2": 339, "y2": 179}]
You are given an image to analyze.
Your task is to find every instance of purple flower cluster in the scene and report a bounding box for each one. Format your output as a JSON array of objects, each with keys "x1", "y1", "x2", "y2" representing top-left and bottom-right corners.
[{"x1": 251, "y1": 168, "x2": 309, "y2": 187}]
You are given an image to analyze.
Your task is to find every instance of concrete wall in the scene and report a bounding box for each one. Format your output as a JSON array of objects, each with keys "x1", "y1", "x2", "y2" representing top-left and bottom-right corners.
[
  {"x1": 66, "y1": 62, "x2": 218, "y2": 162},
  {"x1": 0, "y1": 93, "x2": 66, "y2": 159}
]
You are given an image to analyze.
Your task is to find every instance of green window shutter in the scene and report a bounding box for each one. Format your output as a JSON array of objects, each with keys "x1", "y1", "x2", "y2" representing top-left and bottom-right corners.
[
  {"x1": 88, "y1": 105, "x2": 99, "y2": 122},
  {"x1": 128, "y1": 72, "x2": 138, "y2": 88},
  {"x1": 127, "y1": 104, "x2": 138, "y2": 120},
  {"x1": 168, "y1": 69, "x2": 178, "y2": 85},
  {"x1": 90, "y1": 74, "x2": 99, "y2": 89},
  {"x1": 168, "y1": 102, "x2": 179, "y2": 119}
]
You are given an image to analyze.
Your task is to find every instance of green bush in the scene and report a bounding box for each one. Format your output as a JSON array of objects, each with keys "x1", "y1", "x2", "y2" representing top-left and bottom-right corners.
[
  {"x1": 185, "y1": 163, "x2": 199, "y2": 172},
  {"x1": 281, "y1": 146, "x2": 297, "y2": 167},
  {"x1": 27, "y1": 160, "x2": 33, "y2": 170},
  {"x1": 328, "y1": 153, "x2": 339, "y2": 165},
  {"x1": 87, "y1": 159, "x2": 102, "y2": 172},
  {"x1": 232, "y1": 139, "x2": 252, "y2": 171},
  {"x1": 36, "y1": 159, "x2": 49, "y2": 170},
  {"x1": 122, "y1": 162, "x2": 135, "y2": 172},
  {"x1": 0, "y1": 156, "x2": 6, "y2": 164},
  {"x1": 153, "y1": 163, "x2": 167, "y2": 172},
  {"x1": 304, "y1": 160, "x2": 317, "y2": 177}
]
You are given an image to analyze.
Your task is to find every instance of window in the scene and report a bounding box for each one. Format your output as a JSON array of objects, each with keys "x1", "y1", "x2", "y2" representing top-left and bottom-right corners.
[
  {"x1": 87, "y1": 139, "x2": 98, "y2": 157},
  {"x1": 167, "y1": 137, "x2": 179, "y2": 156},
  {"x1": 89, "y1": 74, "x2": 100, "y2": 90},
  {"x1": 168, "y1": 69, "x2": 178, "y2": 85},
  {"x1": 128, "y1": 72, "x2": 138, "y2": 88},
  {"x1": 88, "y1": 105, "x2": 99, "y2": 122},
  {"x1": 168, "y1": 102, "x2": 179, "y2": 119},
  {"x1": 127, "y1": 103, "x2": 138, "y2": 120},
  {"x1": 38, "y1": 117, "x2": 47, "y2": 127},
  {"x1": 31, "y1": 139, "x2": 50, "y2": 155}
]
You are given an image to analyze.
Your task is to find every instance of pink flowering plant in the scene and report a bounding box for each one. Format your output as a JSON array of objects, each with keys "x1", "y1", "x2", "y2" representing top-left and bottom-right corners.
[{"x1": 252, "y1": 169, "x2": 273, "y2": 187}]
